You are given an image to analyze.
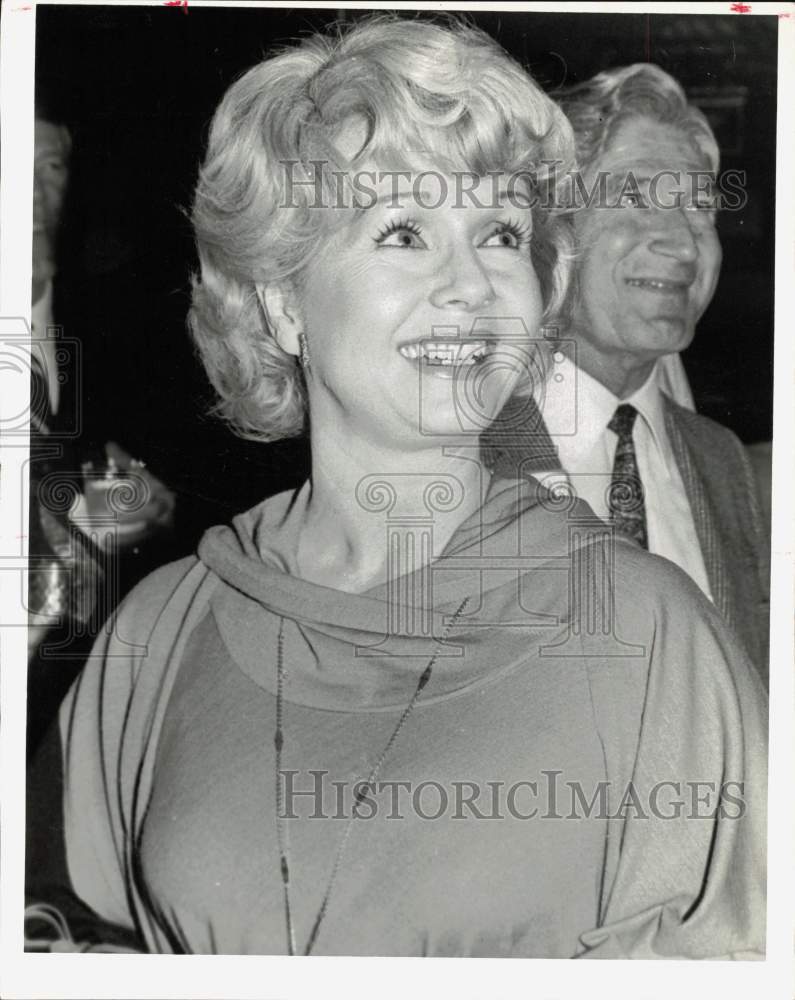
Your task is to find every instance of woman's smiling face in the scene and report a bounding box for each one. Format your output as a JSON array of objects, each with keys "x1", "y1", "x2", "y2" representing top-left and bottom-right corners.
[{"x1": 279, "y1": 162, "x2": 545, "y2": 448}]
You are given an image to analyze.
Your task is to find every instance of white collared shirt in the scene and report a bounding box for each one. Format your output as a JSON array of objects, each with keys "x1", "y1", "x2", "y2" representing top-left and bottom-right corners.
[{"x1": 533, "y1": 354, "x2": 713, "y2": 601}]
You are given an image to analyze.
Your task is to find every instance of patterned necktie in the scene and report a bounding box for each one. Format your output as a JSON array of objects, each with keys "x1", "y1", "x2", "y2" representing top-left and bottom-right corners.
[{"x1": 607, "y1": 403, "x2": 648, "y2": 549}]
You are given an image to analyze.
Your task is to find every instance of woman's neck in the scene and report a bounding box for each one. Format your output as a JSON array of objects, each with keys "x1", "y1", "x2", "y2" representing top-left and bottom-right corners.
[{"x1": 292, "y1": 429, "x2": 490, "y2": 593}]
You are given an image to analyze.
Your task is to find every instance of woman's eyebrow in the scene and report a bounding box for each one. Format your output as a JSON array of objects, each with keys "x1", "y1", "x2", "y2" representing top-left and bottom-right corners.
[
  {"x1": 346, "y1": 184, "x2": 418, "y2": 211},
  {"x1": 350, "y1": 192, "x2": 413, "y2": 221},
  {"x1": 371, "y1": 191, "x2": 415, "y2": 209},
  {"x1": 495, "y1": 186, "x2": 533, "y2": 208},
  {"x1": 347, "y1": 177, "x2": 535, "y2": 215}
]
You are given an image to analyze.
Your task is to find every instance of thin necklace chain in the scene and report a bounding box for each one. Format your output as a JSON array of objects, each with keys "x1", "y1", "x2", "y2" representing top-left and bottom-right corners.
[{"x1": 274, "y1": 596, "x2": 470, "y2": 956}]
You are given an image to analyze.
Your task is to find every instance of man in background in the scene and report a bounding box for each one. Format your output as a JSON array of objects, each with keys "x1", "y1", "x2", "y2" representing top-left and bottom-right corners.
[
  {"x1": 27, "y1": 115, "x2": 175, "y2": 753},
  {"x1": 487, "y1": 64, "x2": 769, "y2": 682}
]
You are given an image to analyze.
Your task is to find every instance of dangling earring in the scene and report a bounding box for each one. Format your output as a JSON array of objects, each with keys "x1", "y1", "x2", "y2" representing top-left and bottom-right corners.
[{"x1": 298, "y1": 332, "x2": 311, "y2": 372}]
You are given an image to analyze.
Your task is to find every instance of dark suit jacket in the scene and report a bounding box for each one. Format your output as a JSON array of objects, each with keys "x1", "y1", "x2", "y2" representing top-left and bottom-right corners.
[{"x1": 482, "y1": 394, "x2": 770, "y2": 685}]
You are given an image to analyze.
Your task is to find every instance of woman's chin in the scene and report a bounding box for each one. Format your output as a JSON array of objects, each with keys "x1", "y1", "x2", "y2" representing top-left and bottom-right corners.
[
  {"x1": 401, "y1": 367, "x2": 514, "y2": 439},
  {"x1": 405, "y1": 405, "x2": 507, "y2": 443}
]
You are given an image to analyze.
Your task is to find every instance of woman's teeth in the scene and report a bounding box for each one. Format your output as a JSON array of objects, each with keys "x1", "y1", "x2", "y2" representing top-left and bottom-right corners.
[{"x1": 398, "y1": 341, "x2": 489, "y2": 366}]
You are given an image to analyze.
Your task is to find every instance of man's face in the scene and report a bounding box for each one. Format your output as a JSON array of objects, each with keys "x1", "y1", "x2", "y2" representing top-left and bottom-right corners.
[{"x1": 570, "y1": 116, "x2": 722, "y2": 383}]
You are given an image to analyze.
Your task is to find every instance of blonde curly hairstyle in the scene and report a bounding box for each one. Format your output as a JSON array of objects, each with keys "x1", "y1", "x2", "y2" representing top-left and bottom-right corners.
[{"x1": 189, "y1": 14, "x2": 576, "y2": 442}]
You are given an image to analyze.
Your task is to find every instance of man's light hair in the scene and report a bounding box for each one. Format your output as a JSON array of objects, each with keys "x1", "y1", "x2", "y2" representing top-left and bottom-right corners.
[
  {"x1": 189, "y1": 14, "x2": 576, "y2": 442},
  {"x1": 558, "y1": 63, "x2": 719, "y2": 175}
]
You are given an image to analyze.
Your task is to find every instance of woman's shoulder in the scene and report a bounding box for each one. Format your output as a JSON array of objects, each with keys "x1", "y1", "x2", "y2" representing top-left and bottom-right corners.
[
  {"x1": 107, "y1": 554, "x2": 219, "y2": 653},
  {"x1": 589, "y1": 536, "x2": 766, "y2": 713},
  {"x1": 607, "y1": 536, "x2": 723, "y2": 630},
  {"x1": 118, "y1": 554, "x2": 204, "y2": 613},
  {"x1": 62, "y1": 555, "x2": 223, "y2": 758},
  {"x1": 565, "y1": 531, "x2": 718, "y2": 642},
  {"x1": 569, "y1": 533, "x2": 759, "y2": 696},
  {"x1": 576, "y1": 538, "x2": 766, "y2": 824}
]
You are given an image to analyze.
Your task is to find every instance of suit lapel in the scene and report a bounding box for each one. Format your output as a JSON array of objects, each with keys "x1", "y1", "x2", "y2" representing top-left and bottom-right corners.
[{"x1": 663, "y1": 402, "x2": 737, "y2": 631}]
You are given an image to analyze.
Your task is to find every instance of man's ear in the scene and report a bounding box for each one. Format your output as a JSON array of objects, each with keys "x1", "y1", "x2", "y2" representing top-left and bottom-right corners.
[{"x1": 256, "y1": 283, "x2": 303, "y2": 357}]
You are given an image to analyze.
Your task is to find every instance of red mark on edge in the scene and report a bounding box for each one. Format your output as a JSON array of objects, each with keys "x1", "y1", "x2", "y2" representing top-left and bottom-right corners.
[
  {"x1": 164, "y1": 0, "x2": 188, "y2": 11},
  {"x1": 730, "y1": 2, "x2": 752, "y2": 11}
]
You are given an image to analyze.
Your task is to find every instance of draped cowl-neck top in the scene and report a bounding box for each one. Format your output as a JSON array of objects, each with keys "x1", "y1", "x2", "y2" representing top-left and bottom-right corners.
[{"x1": 33, "y1": 476, "x2": 767, "y2": 957}]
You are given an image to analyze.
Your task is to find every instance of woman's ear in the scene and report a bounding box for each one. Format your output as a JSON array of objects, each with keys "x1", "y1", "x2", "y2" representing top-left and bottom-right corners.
[{"x1": 256, "y1": 283, "x2": 303, "y2": 357}]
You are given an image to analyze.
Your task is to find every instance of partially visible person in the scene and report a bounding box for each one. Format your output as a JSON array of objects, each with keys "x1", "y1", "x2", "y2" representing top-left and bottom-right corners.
[
  {"x1": 27, "y1": 115, "x2": 176, "y2": 754},
  {"x1": 487, "y1": 64, "x2": 769, "y2": 684},
  {"x1": 28, "y1": 116, "x2": 102, "y2": 680},
  {"x1": 31, "y1": 118, "x2": 71, "y2": 408}
]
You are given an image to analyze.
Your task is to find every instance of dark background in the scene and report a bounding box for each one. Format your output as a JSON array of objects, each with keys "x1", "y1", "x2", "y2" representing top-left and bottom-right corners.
[{"x1": 35, "y1": 5, "x2": 778, "y2": 558}]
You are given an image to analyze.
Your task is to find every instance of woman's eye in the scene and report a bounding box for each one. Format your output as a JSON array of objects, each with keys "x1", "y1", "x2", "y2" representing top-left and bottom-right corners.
[
  {"x1": 373, "y1": 221, "x2": 426, "y2": 249},
  {"x1": 481, "y1": 222, "x2": 531, "y2": 249}
]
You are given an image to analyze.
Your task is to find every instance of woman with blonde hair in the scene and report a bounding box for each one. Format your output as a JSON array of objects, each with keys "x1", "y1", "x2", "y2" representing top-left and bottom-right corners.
[{"x1": 27, "y1": 15, "x2": 765, "y2": 959}]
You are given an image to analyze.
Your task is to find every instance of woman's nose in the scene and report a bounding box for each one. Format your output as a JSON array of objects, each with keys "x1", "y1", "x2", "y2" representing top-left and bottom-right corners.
[
  {"x1": 648, "y1": 207, "x2": 699, "y2": 263},
  {"x1": 429, "y1": 246, "x2": 496, "y2": 312}
]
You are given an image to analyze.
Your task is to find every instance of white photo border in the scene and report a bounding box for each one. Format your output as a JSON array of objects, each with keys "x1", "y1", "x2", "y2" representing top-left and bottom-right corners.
[{"x1": 1, "y1": 2, "x2": 792, "y2": 998}]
